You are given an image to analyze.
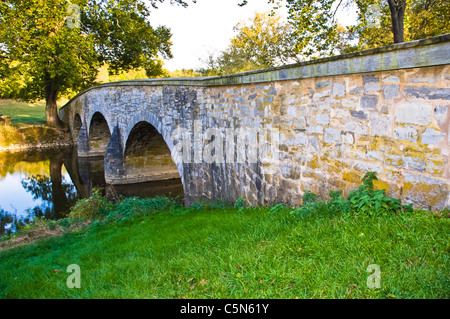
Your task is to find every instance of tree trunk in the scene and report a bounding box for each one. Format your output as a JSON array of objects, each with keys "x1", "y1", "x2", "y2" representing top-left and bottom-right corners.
[
  {"x1": 387, "y1": 0, "x2": 406, "y2": 43},
  {"x1": 45, "y1": 86, "x2": 68, "y2": 130}
]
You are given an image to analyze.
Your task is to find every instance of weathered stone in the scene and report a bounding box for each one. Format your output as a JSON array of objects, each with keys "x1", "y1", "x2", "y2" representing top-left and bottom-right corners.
[
  {"x1": 363, "y1": 74, "x2": 379, "y2": 83},
  {"x1": 421, "y1": 127, "x2": 446, "y2": 145},
  {"x1": 382, "y1": 84, "x2": 400, "y2": 99},
  {"x1": 395, "y1": 101, "x2": 431, "y2": 125},
  {"x1": 294, "y1": 117, "x2": 306, "y2": 129},
  {"x1": 365, "y1": 82, "x2": 381, "y2": 93},
  {"x1": 324, "y1": 127, "x2": 341, "y2": 144},
  {"x1": 309, "y1": 136, "x2": 321, "y2": 153},
  {"x1": 433, "y1": 105, "x2": 448, "y2": 125},
  {"x1": 313, "y1": 90, "x2": 330, "y2": 99},
  {"x1": 332, "y1": 82, "x2": 346, "y2": 97},
  {"x1": 287, "y1": 106, "x2": 297, "y2": 117},
  {"x1": 316, "y1": 113, "x2": 330, "y2": 125},
  {"x1": 315, "y1": 80, "x2": 331, "y2": 88},
  {"x1": 402, "y1": 156, "x2": 426, "y2": 172},
  {"x1": 308, "y1": 126, "x2": 324, "y2": 134},
  {"x1": 350, "y1": 110, "x2": 367, "y2": 120},
  {"x1": 360, "y1": 94, "x2": 379, "y2": 109},
  {"x1": 404, "y1": 86, "x2": 450, "y2": 100},
  {"x1": 267, "y1": 87, "x2": 277, "y2": 95},
  {"x1": 407, "y1": 75, "x2": 440, "y2": 83},
  {"x1": 343, "y1": 121, "x2": 368, "y2": 135},
  {"x1": 350, "y1": 86, "x2": 363, "y2": 95},
  {"x1": 403, "y1": 173, "x2": 448, "y2": 210},
  {"x1": 393, "y1": 126, "x2": 418, "y2": 142},
  {"x1": 382, "y1": 74, "x2": 400, "y2": 82},
  {"x1": 341, "y1": 133, "x2": 354, "y2": 144},
  {"x1": 370, "y1": 115, "x2": 390, "y2": 136},
  {"x1": 295, "y1": 133, "x2": 308, "y2": 146}
]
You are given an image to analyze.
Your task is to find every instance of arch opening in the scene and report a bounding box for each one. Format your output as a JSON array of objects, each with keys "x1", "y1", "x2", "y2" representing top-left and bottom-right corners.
[
  {"x1": 72, "y1": 113, "x2": 82, "y2": 139},
  {"x1": 124, "y1": 121, "x2": 182, "y2": 185},
  {"x1": 88, "y1": 112, "x2": 111, "y2": 156}
]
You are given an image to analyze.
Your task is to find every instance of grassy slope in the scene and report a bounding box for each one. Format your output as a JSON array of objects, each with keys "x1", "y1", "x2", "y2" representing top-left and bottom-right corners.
[
  {"x1": 0, "y1": 99, "x2": 46, "y2": 126},
  {"x1": 0, "y1": 206, "x2": 448, "y2": 299}
]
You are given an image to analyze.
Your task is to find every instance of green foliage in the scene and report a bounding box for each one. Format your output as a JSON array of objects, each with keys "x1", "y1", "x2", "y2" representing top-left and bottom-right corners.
[
  {"x1": 0, "y1": 0, "x2": 193, "y2": 126},
  {"x1": 271, "y1": 0, "x2": 450, "y2": 59},
  {"x1": 69, "y1": 188, "x2": 113, "y2": 221},
  {"x1": 292, "y1": 172, "x2": 414, "y2": 219},
  {"x1": 198, "y1": 12, "x2": 298, "y2": 76},
  {"x1": 234, "y1": 197, "x2": 246, "y2": 211}
]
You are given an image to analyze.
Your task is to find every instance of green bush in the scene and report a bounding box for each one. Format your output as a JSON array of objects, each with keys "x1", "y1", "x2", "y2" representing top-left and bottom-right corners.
[
  {"x1": 292, "y1": 172, "x2": 414, "y2": 219},
  {"x1": 69, "y1": 188, "x2": 113, "y2": 221}
]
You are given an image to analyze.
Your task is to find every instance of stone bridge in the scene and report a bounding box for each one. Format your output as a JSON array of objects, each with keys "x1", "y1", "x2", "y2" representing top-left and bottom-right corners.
[{"x1": 60, "y1": 35, "x2": 450, "y2": 209}]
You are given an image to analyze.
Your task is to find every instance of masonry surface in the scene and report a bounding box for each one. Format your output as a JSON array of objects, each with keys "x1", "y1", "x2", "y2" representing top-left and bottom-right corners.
[{"x1": 60, "y1": 35, "x2": 450, "y2": 209}]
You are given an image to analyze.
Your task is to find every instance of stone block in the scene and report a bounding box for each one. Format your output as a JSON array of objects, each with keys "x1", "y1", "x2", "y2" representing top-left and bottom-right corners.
[
  {"x1": 316, "y1": 113, "x2": 330, "y2": 125},
  {"x1": 343, "y1": 120, "x2": 368, "y2": 135},
  {"x1": 324, "y1": 127, "x2": 341, "y2": 144},
  {"x1": 360, "y1": 94, "x2": 379, "y2": 109},
  {"x1": 382, "y1": 84, "x2": 400, "y2": 99},
  {"x1": 433, "y1": 105, "x2": 448, "y2": 125},
  {"x1": 363, "y1": 74, "x2": 379, "y2": 83},
  {"x1": 370, "y1": 115, "x2": 390, "y2": 136},
  {"x1": 315, "y1": 80, "x2": 331, "y2": 88},
  {"x1": 365, "y1": 82, "x2": 381, "y2": 93},
  {"x1": 393, "y1": 126, "x2": 418, "y2": 142},
  {"x1": 395, "y1": 101, "x2": 431, "y2": 125},
  {"x1": 294, "y1": 117, "x2": 306, "y2": 129},
  {"x1": 350, "y1": 110, "x2": 367, "y2": 120},
  {"x1": 308, "y1": 126, "x2": 324, "y2": 134},
  {"x1": 421, "y1": 127, "x2": 445, "y2": 145},
  {"x1": 403, "y1": 173, "x2": 448, "y2": 210},
  {"x1": 332, "y1": 82, "x2": 346, "y2": 97},
  {"x1": 404, "y1": 86, "x2": 450, "y2": 100}
]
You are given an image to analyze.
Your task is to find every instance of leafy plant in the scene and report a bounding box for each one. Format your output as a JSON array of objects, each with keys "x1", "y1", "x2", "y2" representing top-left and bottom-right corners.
[
  {"x1": 69, "y1": 188, "x2": 113, "y2": 221},
  {"x1": 292, "y1": 172, "x2": 414, "y2": 219},
  {"x1": 234, "y1": 197, "x2": 245, "y2": 212},
  {"x1": 269, "y1": 203, "x2": 285, "y2": 213}
]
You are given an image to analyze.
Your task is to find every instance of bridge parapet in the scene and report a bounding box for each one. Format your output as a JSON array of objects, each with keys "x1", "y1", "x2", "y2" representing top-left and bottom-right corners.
[{"x1": 60, "y1": 35, "x2": 450, "y2": 209}]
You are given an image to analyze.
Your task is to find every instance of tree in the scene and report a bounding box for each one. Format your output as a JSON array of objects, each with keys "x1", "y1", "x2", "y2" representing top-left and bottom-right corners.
[
  {"x1": 387, "y1": 0, "x2": 406, "y2": 43},
  {"x1": 199, "y1": 12, "x2": 298, "y2": 75},
  {"x1": 244, "y1": 0, "x2": 449, "y2": 59},
  {"x1": 0, "y1": 0, "x2": 194, "y2": 129}
]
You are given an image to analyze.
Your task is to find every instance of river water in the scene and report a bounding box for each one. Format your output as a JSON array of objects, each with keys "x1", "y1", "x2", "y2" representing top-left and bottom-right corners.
[{"x1": 0, "y1": 147, "x2": 183, "y2": 235}]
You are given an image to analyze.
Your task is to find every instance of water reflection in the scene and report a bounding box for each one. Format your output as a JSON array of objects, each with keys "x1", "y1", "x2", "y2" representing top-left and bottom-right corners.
[{"x1": 0, "y1": 147, "x2": 183, "y2": 235}]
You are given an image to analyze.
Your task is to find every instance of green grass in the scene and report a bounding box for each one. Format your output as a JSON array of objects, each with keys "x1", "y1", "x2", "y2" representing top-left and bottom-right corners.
[
  {"x1": 0, "y1": 99, "x2": 46, "y2": 126},
  {"x1": 0, "y1": 200, "x2": 448, "y2": 299}
]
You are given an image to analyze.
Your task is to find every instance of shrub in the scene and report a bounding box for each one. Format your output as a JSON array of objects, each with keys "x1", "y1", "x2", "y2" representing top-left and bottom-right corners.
[
  {"x1": 292, "y1": 172, "x2": 413, "y2": 218},
  {"x1": 69, "y1": 188, "x2": 113, "y2": 221}
]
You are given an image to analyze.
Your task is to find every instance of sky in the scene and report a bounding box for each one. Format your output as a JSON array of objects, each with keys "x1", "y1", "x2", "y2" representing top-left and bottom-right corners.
[{"x1": 148, "y1": 0, "x2": 359, "y2": 71}]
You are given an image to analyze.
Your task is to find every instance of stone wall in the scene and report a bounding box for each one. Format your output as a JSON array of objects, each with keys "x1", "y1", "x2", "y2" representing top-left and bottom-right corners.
[{"x1": 60, "y1": 35, "x2": 450, "y2": 209}]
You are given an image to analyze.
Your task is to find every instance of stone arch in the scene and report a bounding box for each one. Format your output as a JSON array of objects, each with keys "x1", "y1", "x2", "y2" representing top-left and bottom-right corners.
[
  {"x1": 86, "y1": 103, "x2": 113, "y2": 137},
  {"x1": 87, "y1": 111, "x2": 111, "y2": 157},
  {"x1": 123, "y1": 111, "x2": 185, "y2": 187}
]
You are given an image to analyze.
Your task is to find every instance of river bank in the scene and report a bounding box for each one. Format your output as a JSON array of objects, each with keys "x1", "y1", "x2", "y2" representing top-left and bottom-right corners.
[{"x1": 0, "y1": 124, "x2": 73, "y2": 152}]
